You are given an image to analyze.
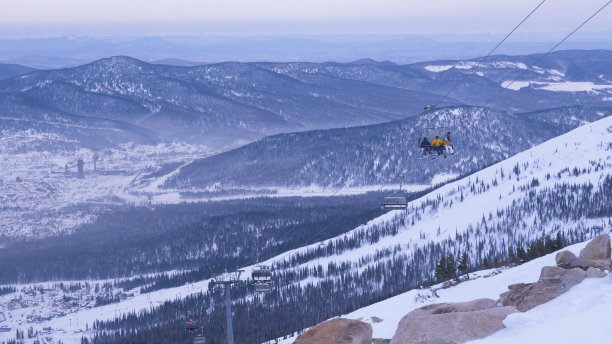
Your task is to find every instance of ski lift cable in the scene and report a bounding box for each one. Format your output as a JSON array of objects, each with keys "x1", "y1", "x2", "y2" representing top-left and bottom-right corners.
[
  {"x1": 481, "y1": 0, "x2": 612, "y2": 109},
  {"x1": 431, "y1": 0, "x2": 547, "y2": 112},
  {"x1": 242, "y1": 0, "x2": 611, "y2": 292},
  {"x1": 269, "y1": 0, "x2": 550, "y2": 274}
]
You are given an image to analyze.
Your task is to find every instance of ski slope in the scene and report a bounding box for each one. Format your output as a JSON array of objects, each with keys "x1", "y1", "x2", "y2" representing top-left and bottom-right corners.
[
  {"x1": 279, "y1": 237, "x2": 611, "y2": 343},
  {"x1": 2, "y1": 116, "x2": 610, "y2": 344},
  {"x1": 268, "y1": 115, "x2": 611, "y2": 277}
]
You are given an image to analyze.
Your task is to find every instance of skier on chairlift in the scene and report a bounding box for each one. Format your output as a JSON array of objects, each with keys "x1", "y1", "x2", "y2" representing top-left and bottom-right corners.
[
  {"x1": 420, "y1": 136, "x2": 432, "y2": 155},
  {"x1": 431, "y1": 136, "x2": 444, "y2": 155}
]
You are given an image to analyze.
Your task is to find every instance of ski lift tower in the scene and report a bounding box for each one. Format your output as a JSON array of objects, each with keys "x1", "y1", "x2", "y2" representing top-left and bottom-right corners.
[{"x1": 208, "y1": 270, "x2": 243, "y2": 344}]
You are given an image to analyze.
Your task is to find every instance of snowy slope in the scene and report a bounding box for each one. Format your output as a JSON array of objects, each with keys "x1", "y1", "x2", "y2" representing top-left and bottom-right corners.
[
  {"x1": 269, "y1": 115, "x2": 611, "y2": 270},
  {"x1": 279, "y1": 237, "x2": 610, "y2": 342},
  {"x1": 260, "y1": 115, "x2": 612, "y2": 340},
  {"x1": 2, "y1": 117, "x2": 609, "y2": 344}
]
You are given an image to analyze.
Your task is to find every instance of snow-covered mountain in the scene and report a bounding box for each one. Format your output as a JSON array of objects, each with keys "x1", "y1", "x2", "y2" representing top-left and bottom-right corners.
[
  {"x1": 0, "y1": 63, "x2": 35, "y2": 80},
  {"x1": 165, "y1": 105, "x2": 611, "y2": 189},
  {"x1": 20, "y1": 112, "x2": 609, "y2": 344},
  {"x1": 1, "y1": 50, "x2": 612, "y2": 151}
]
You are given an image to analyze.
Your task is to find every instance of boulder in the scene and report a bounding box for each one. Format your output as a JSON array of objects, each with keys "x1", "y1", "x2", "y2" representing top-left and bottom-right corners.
[
  {"x1": 539, "y1": 266, "x2": 565, "y2": 280},
  {"x1": 586, "y1": 267, "x2": 607, "y2": 278},
  {"x1": 564, "y1": 258, "x2": 612, "y2": 271},
  {"x1": 499, "y1": 268, "x2": 585, "y2": 312},
  {"x1": 578, "y1": 234, "x2": 611, "y2": 261},
  {"x1": 295, "y1": 318, "x2": 373, "y2": 344},
  {"x1": 406, "y1": 298, "x2": 497, "y2": 317},
  {"x1": 555, "y1": 250, "x2": 577, "y2": 268},
  {"x1": 390, "y1": 306, "x2": 517, "y2": 344},
  {"x1": 507, "y1": 283, "x2": 527, "y2": 291}
]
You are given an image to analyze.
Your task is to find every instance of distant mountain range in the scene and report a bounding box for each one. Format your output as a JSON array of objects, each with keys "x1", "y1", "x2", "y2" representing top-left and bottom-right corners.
[
  {"x1": 2, "y1": 35, "x2": 612, "y2": 69},
  {"x1": 0, "y1": 63, "x2": 35, "y2": 80},
  {"x1": 164, "y1": 105, "x2": 612, "y2": 188},
  {"x1": 0, "y1": 50, "x2": 611, "y2": 151}
]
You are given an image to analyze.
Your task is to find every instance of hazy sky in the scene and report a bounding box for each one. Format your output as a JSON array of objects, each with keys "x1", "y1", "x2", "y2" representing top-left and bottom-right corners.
[{"x1": 1, "y1": 0, "x2": 611, "y2": 37}]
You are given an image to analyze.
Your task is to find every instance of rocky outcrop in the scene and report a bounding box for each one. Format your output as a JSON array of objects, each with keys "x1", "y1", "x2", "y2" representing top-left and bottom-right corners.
[
  {"x1": 539, "y1": 266, "x2": 565, "y2": 279},
  {"x1": 578, "y1": 234, "x2": 611, "y2": 260},
  {"x1": 499, "y1": 268, "x2": 586, "y2": 311},
  {"x1": 586, "y1": 266, "x2": 607, "y2": 278},
  {"x1": 405, "y1": 298, "x2": 498, "y2": 317},
  {"x1": 555, "y1": 250, "x2": 576, "y2": 267},
  {"x1": 561, "y1": 257, "x2": 612, "y2": 271},
  {"x1": 295, "y1": 318, "x2": 373, "y2": 344},
  {"x1": 390, "y1": 302, "x2": 517, "y2": 344}
]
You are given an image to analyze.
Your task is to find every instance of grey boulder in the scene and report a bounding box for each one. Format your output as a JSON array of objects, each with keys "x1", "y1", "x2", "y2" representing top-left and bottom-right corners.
[
  {"x1": 499, "y1": 268, "x2": 585, "y2": 312},
  {"x1": 586, "y1": 267, "x2": 607, "y2": 278},
  {"x1": 539, "y1": 266, "x2": 565, "y2": 280},
  {"x1": 555, "y1": 250, "x2": 577, "y2": 268},
  {"x1": 578, "y1": 234, "x2": 611, "y2": 261},
  {"x1": 390, "y1": 299, "x2": 516, "y2": 344},
  {"x1": 295, "y1": 318, "x2": 373, "y2": 344}
]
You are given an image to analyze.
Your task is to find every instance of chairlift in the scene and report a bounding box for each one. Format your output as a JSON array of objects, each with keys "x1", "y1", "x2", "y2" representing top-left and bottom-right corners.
[
  {"x1": 252, "y1": 265, "x2": 272, "y2": 282},
  {"x1": 252, "y1": 265, "x2": 272, "y2": 292},
  {"x1": 185, "y1": 321, "x2": 198, "y2": 333},
  {"x1": 382, "y1": 170, "x2": 408, "y2": 210},
  {"x1": 418, "y1": 105, "x2": 456, "y2": 159},
  {"x1": 253, "y1": 280, "x2": 272, "y2": 293},
  {"x1": 418, "y1": 127, "x2": 455, "y2": 159},
  {"x1": 193, "y1": 335, "x2": 207, "y2": 344},
  {"x1": 382, "y1": 196, "x2": 408, "y2": 210}
]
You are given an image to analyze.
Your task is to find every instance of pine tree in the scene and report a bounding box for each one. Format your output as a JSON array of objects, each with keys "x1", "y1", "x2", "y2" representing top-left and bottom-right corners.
[
  {"x1": 458, "y1": 252, "x2": 469, "y2": 278},
  {"x1": 446, "y1": 254, "x2": 457, "y2": 280},
  {"x1": 435, "y1": 256, "x2": 447, "y2": 282},
  {"x1": 554, "y1": 232, "x2": 563, "y2": 251}
]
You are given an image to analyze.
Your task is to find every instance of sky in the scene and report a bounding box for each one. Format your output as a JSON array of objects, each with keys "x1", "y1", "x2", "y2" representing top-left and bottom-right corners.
[{"x1": 1, "y1": 0, "x2": 611, "y2": 38}]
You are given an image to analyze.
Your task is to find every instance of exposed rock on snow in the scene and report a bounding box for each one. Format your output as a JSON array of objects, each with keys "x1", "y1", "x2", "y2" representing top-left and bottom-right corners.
[
  {"x1": 555, "y1": 250, "x2": 577, "y2": 267},
  {"x1": 390, "y1": 302, "x2": 517, "y2": 344},
  {"x1": 578, "y1": 234, "x2": 611, "y2": 261},
  {"x1": 538, "y1": 266, "x2": 565, "y2": 280},
  {"x1": 562, "y1": 257, "x2": 612, "y2": 271},
  {"x1": 499, "y1": 268, "x2": 586, "y2": 312},
  {"x1": 294, "y1": 318, "x2": 373, "y2": 344},
  {"x1": 585, "y1": 267, "x2": 607, "y2": 278},
  {"x1": 404, "y1": 298, "x2": 497, "y2": 317}
]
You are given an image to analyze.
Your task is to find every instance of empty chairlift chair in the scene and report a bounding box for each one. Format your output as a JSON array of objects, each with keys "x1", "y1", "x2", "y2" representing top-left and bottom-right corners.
[
  {"x1": 252, "y1": 265, "x2": 272, "y2": 292},
  {"x1": 382, "y1": 196, "x2": 408, "y2": 210},
  {"x1": 193, "y1": 336, "x2": 207, "y2": 344}
]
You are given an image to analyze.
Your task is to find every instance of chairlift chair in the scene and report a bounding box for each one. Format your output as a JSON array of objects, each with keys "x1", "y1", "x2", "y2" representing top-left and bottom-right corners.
[
  {"x1": 193, "y1": 336, "x2": 207, "y2": 344},
  {"x1": 252, "y1": 265, "x2": 272, "y2": 282},
  {"x1": 418, "y1": 127, "x2": 455, "y2": 158},
  {"x1": 185, "y1": 321, "x2": 198, "y2": 333},
  {"x1": 252, "y1": 265, "x2": 272, "y2": 292},
  {"x1": 382, "y1": 196, "x2": 408, "y2": 210},
  {"x1": 253, "y1": 281, "x2": 272, "y2": 293}
]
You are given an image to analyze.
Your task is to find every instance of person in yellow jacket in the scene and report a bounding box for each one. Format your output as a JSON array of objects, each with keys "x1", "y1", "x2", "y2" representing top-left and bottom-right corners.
[{"x1": 431, "y1": 136, "x2": 444, "y2": 155}]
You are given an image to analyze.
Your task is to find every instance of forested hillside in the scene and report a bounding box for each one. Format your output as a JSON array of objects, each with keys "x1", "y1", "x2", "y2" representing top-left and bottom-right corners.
[
  {"x1": 92, "y1": 115, "x2": 612, "y2": 343},
  {"x1": 2, "y1": 50, "x2": 612, "y2": 150},
  {"x1": 166, "y1": 105, "x2": 611, "y2": 188}
]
